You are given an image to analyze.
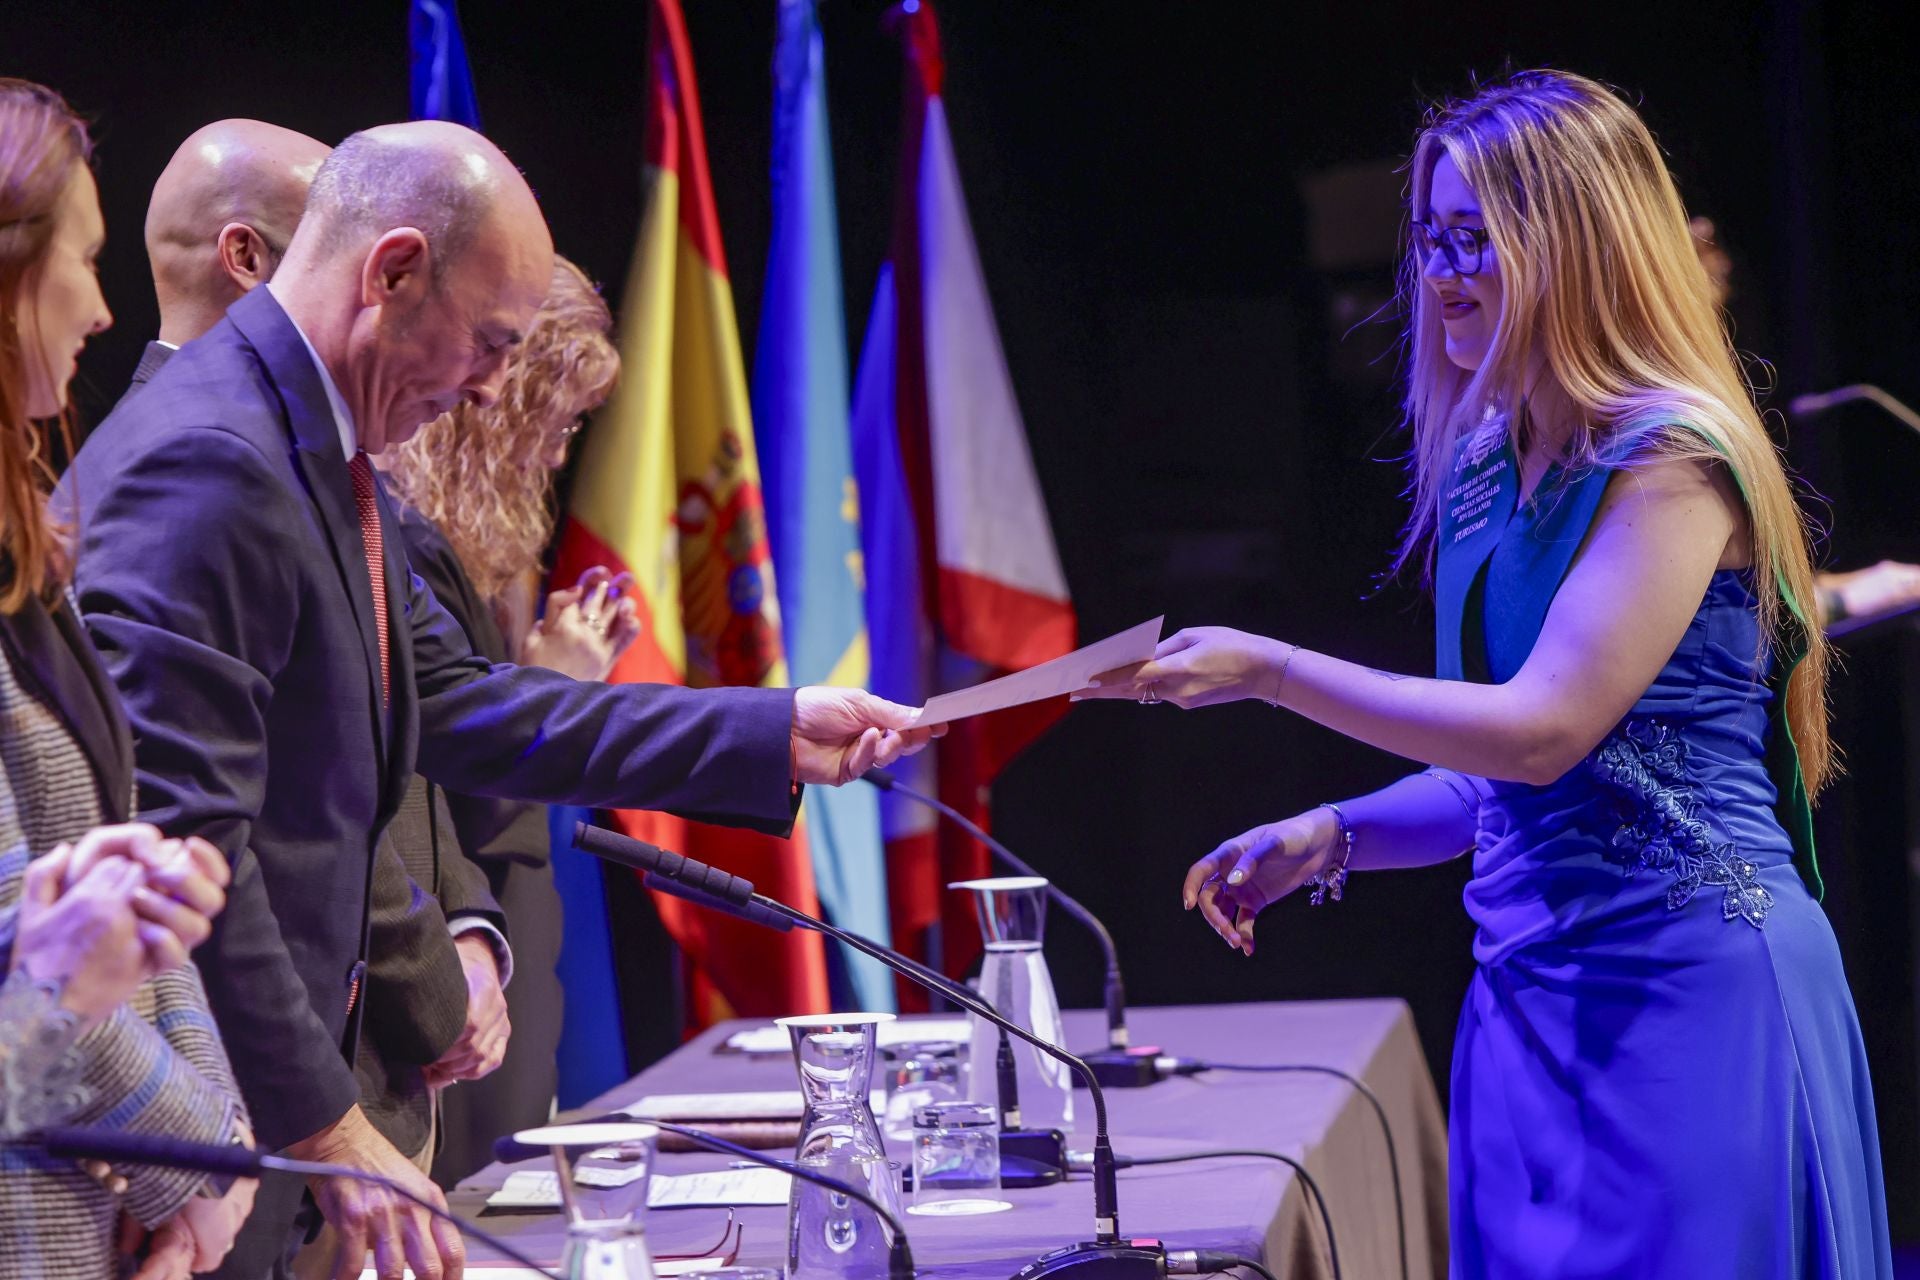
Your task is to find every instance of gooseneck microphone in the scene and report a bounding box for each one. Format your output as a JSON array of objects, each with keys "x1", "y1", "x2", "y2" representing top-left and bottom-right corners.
[
  {"x1": 1788, "y1": 383, "x2": 1920, "y2": 438},
  {"x1": 32, "y1": 1128, "x2": 561, "y2": 1279},
  {"x1": 864, "y1": 767, "x2": 1168, "y2": 1089},
  {"x1": 618, "y1": 837, "x2": 1064, "y2": 1185},
  {"x1": 494, "y1": 1119, "x2": 913, "y2": 1280},
  {"x1": 573, "y1": 821, "x2": 1151, "y2": 1280}
]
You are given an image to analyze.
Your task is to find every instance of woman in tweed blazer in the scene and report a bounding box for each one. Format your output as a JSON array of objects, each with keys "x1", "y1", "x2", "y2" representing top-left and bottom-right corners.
[{"x1": 0, "y1": 79, "x2": 254, "y2": 1279}]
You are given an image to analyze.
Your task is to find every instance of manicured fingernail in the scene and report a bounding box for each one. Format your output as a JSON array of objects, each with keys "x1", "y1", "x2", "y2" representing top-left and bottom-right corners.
[{"x1": 1227, "y1": 870, "x2": 1244, "y2": 885}]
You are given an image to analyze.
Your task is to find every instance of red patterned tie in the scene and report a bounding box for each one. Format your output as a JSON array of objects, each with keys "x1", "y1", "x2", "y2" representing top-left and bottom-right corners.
[{"x1": 347, "y1": 451, "x2": 391, "y2": 705}]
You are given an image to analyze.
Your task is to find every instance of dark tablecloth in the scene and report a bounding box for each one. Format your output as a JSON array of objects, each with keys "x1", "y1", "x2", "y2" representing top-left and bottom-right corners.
[{"x1": 451, "y1": 1000, "x2": 1448, "y2": 1279}]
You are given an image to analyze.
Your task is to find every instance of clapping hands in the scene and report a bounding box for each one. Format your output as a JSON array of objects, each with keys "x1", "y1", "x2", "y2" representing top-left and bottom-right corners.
[{"x1": 9, "y1": 824, "x2": 229, "y2": 1026}]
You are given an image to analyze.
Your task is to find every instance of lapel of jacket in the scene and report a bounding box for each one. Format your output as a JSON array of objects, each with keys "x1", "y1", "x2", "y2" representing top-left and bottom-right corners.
[
  {"x1": 226, "y1": 288, "x2": 393, "y2": 769},
  {"x1": 0, "y1": 592, "x2": 136, "y2": 822}
]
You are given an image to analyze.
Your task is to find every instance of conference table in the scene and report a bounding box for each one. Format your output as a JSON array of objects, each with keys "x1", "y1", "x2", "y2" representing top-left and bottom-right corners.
[{"x1": 453, "y1": 1000, "x2": 1449, "y2": 1279}]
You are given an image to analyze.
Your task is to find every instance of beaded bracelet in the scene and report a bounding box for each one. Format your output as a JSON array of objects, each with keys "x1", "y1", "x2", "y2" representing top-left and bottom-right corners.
[{"x1": 1307, "y1": 801, "x2": 1354, "y2": 905}]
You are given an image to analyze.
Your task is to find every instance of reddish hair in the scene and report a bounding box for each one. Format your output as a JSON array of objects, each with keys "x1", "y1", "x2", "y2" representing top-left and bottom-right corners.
[{"x1": 0, "y1": 78, "x2": 91, "y2": 610}]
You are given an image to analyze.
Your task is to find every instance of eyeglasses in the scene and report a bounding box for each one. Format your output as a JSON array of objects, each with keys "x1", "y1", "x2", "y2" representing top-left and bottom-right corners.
[{"x1": 1410, "y1": 220, "x2": 1493, "y2": 277}]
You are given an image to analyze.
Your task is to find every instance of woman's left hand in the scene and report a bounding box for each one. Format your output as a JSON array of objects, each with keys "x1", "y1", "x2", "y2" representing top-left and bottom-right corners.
[{"x1": 1074, "y1": 627, "x2": 1292, "y2": 709}]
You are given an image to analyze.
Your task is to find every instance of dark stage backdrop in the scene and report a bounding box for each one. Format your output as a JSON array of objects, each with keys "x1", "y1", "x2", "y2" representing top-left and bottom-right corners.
[{"x1": 9, "y1": 0, "x2": 1918, "y2": 1236}]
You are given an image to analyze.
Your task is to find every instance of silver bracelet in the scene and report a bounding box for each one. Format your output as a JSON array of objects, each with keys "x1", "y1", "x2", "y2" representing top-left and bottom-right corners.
[
  {"x1": 1422, "y1": 768, "x2": 1481, "y2": 821},
  {"x1": 1307, "y1": 802, "x2": 1353, "y2": 905},
  {"x1": 1262, "y1": 643, "x2": 1298, "y2": 707}
]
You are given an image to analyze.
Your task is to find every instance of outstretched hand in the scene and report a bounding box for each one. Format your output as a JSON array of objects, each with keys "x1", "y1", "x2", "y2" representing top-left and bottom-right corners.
[
  {"x1": 791, "y1": 688, "x2": 944, "y2": 786},
  {"x1": 1074, "y1": 627, "x2": 1292, "y2": 709}
]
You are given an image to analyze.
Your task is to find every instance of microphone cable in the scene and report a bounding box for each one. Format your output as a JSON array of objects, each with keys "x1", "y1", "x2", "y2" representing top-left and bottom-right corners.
[
  {"x1": 1173, "y1": 1060, "x2": 1404, "y2": 1280},
  {"x1": 1071, "y1": 1147, "x2": 1339, "y2": 1280},
  {"x1": 1166, "y1": 1249, "x2": 1281, "y2": 1280}
]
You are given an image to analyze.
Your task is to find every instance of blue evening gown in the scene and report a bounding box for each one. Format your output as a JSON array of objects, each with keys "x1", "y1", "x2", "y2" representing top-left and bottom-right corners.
[{"x1": 1439, "y1": 450, "x2": 1893, "y2": 1277}]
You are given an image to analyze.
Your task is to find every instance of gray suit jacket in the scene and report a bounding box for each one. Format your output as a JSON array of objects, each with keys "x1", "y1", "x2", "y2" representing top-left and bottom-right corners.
[{"x1": 0, "y1": 591, "x2": 248, "y2": 1277}]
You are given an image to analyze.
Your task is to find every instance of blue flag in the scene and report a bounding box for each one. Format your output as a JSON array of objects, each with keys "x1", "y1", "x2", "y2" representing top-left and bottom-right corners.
[
  {"x1": 409, "y1": 0, "x2": 482, "y2": 129},
  {"x1": 753, "y1": 0, "x2": 895, "y2": 1011}
]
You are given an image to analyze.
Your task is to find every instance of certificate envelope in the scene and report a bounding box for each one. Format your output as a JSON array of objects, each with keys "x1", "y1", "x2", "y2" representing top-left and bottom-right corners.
[{"x1": 916, "y1": 617, "x2": 1164, "y2": 727}]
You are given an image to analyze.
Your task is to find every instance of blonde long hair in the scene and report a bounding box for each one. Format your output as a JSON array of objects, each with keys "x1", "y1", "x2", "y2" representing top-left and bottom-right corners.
[
  {"x1": 1395, "y1": 70, "x2": 1832, "y2": 792},
  {"x1": 383, "y1": 256, "x2": 617, "y2": 603}
]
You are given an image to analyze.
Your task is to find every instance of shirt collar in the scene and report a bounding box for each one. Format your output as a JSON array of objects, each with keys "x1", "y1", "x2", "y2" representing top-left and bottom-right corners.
[{"x1": 266, "y1": 281, "x2": 358, "y2": 461}]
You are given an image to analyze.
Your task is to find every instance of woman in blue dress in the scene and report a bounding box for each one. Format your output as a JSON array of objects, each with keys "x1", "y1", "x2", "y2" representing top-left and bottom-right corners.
[{"x1": 1080, "y1": 70, "x2": 1891, "y2": 1277}]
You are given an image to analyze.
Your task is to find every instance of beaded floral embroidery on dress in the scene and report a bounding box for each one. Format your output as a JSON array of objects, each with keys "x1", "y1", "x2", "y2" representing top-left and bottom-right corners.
[{"x1": 1589, "y1": 719, "x2": 1772, "y2": 928}]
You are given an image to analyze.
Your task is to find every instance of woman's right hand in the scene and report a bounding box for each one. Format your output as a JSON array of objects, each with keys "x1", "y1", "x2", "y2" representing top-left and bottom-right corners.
[
  {"x1": 11, "y1": 838, "x2": 150, "y2": 1027},
  {"x1": 59, "y1": 827, "x2": 230, "y2": 975},
  {"x1": 1182, "y1": 807, "x2": 1341, "y2": 957},
  {"x1": 10, "y1": 825, "x2": 230, "y2": 1026},
  {"x1": 520, "y1": 568, "x2": 641, "y2": 681}
]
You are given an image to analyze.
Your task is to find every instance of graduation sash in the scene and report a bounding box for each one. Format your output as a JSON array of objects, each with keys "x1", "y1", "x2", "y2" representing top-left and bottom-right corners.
[{"x1": 1431, "y1": 423, "x2": 1822, "y2": 898}]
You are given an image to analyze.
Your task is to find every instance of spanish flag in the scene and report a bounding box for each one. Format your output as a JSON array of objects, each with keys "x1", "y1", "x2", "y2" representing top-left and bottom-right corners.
[{"x1": 553, "y1": 0, "x2": 830, "y2": 1027}]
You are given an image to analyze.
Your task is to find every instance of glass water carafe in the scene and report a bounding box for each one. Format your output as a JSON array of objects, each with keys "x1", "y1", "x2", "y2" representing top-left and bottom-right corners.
[
  {"x1": 786, "y1": 1147, "x2": 901, "y2": 1280},
  {"x1": 951, "y1": 876, "x2": 1074, "y2": 1133},
  {"x1": 775, "y1": 1012, "x2": 895, "y2": 1166}
]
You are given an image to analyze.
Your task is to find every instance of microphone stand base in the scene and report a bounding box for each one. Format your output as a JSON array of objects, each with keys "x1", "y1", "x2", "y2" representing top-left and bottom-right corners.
[
  {"x1": 1000, "y1": 1127, "x2": 1068, "y2": 1187},
  {"x1": 1075, "y1": 1047, "x2": 1167, "y2": 1089},
  {"x1": 1012, "y1": 1241, "x2": 1167, "y2": 1280}
]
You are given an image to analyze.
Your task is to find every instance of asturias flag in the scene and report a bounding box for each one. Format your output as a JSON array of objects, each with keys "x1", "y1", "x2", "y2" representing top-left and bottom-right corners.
[
  {"x1": 752, "y1": 0, "x2": 895, "y2": 1012},
  {"x1": 553, "y1": 0, "x2": 831, "y2": 1026},
  {"x1": 851, "y1": 0, "x2": 1076, "y2": 991}
]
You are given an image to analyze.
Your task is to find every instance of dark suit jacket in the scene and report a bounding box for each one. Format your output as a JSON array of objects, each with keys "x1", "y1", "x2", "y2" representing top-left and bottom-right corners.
[
  {"x1": 391, "y1": 510, "x2": 568, "y2": 1181},
  {"x1": 126, "y1": 338, "x2": 173, "y2": 393},
  {"x1": 66, "y1": 286, "x2": 798, "y2": 1159},
  {"x1": 123, "y1": 338, "x2": 500, "y2": 1159}
]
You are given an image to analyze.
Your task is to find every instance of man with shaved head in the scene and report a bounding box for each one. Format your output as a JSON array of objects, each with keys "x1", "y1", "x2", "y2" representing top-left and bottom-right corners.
[
  {"x1": 143, "y1": 120, "x2": 329, "y2": 350},
  {"x1": 67, "y1": 122, "x2": 935, "y2": 1280},
  {"x1": 136, "y1": 121, "x2": 528, "y2": 1215}
]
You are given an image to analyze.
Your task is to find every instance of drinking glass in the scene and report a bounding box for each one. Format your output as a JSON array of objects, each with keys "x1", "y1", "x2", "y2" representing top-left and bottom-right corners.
[
  {"x1": 909, "y1": 1099, "x2": 1010, "y2": 1217},
  {"x1": 881, "y1": 1040, "x2": 964, "y2": 1141}
]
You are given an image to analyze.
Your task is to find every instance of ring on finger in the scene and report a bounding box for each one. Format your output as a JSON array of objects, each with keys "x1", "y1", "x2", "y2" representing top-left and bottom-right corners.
[{"x1": 1140, "y1": 682, "x2": 1161, "y2": 705}]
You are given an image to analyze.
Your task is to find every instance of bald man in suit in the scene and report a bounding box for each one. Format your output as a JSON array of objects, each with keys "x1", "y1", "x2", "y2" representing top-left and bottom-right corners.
[
  {"x1": 131, "y1": 122, "x2": 513, "y2": 1187},
  {"x1": 71, "y1": 121, "x2": 933, "y2": 1280}
]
